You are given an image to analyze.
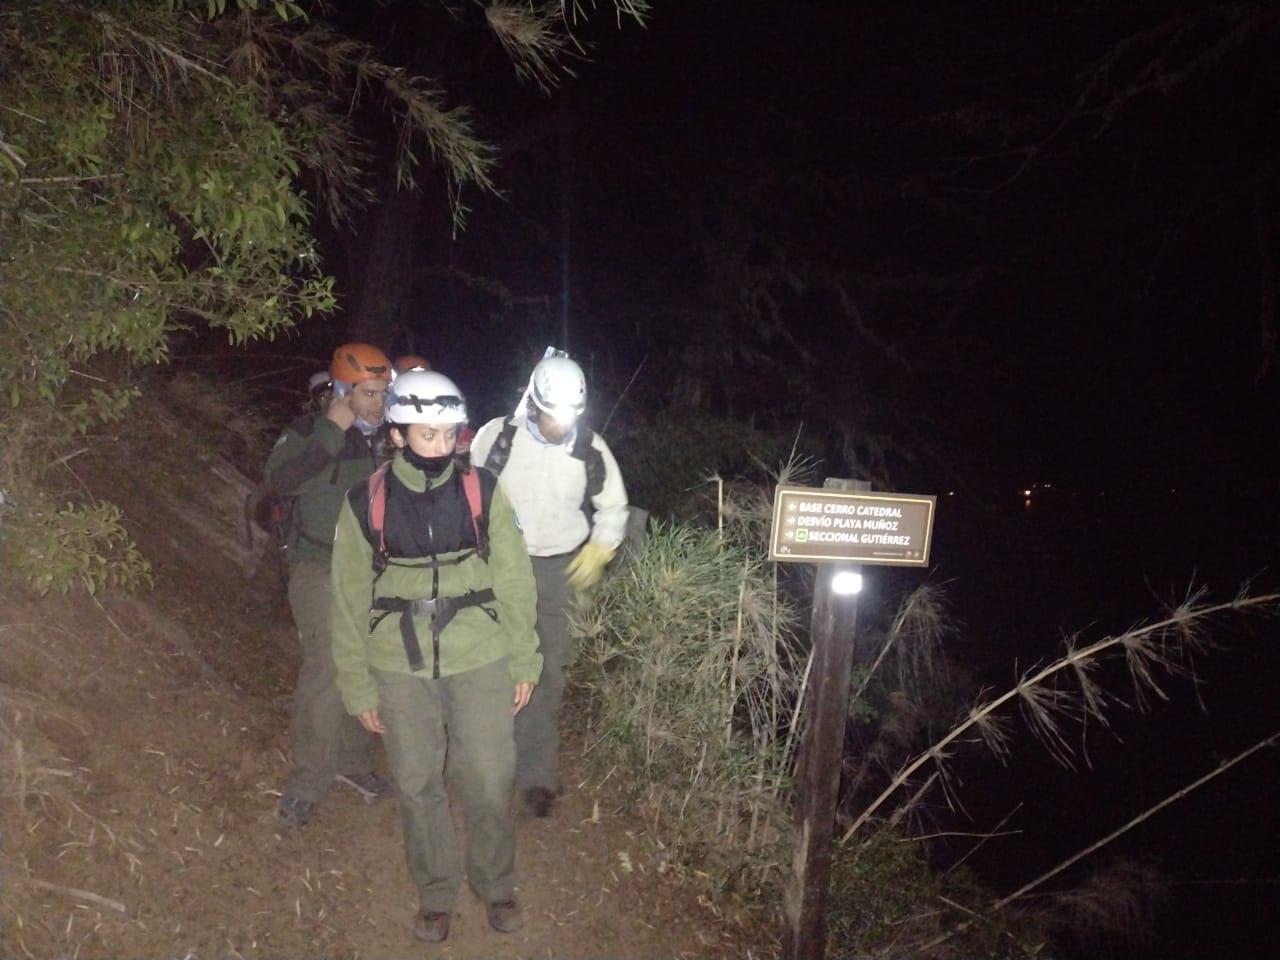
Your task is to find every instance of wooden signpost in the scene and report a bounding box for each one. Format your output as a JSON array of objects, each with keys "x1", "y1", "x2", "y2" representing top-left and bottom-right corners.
[{"x1": 775, "y1": 479, "x2": 936, "y2": 960}]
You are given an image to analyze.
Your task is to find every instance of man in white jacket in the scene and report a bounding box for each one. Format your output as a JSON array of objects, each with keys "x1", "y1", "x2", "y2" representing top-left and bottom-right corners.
[{"x1": 470, "y1": 353, "x2": 628, "y2": 817}]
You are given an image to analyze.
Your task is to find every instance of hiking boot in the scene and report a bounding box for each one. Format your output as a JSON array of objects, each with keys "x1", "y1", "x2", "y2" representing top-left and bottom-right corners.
[
  {"x1": 412, "y1": 908, "x2": 451, "y2": 943},
  {"x1": 486, "y1": 899, "x2": 523, "y2": 934},
  {"x1": 275, "y1": 795, "x2": 315, "y2": 829},
  {"x1": 522, "y1": 786, "x2": 556, "y2": 818},
  {"x1": 335, "y1": 771, "x2": 392, "y2": 801}
]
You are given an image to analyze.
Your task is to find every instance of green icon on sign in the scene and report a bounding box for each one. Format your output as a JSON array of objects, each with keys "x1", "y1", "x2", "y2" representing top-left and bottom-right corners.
[{"x1": 795, "y1": 529, "x2": 809, "y2": 542}]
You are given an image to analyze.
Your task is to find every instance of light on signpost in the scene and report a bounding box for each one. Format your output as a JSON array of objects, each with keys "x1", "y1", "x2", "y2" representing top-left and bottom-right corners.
[
  {"x1": 773, "y1": 481, "x2": 937, "y2": 960},
  {"x1": 831, "y1": 571, "x2": 863, "y2": 596}
]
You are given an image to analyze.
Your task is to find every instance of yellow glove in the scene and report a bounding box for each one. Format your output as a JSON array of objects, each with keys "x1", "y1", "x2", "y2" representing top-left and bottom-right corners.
[{"x1": 566, "y1": 541, "x2": 615, "y2": 590}]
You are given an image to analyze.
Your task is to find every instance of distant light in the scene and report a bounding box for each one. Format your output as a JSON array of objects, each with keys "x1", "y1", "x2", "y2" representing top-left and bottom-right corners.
[
  {"x1": 1022, "y1": 489, "x2": 1032, "y2": 497},
  {"x1": 948, "y1": 490, "x2": 956, "y2": 496},
  {"x1": 831, "y1": 571, "x2": 863, "y2": 596}
]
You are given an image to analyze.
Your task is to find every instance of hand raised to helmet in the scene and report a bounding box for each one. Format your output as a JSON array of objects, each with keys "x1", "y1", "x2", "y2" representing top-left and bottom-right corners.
[{"x1": 326, "y1": 393, "x2": 356, "y2": 431}]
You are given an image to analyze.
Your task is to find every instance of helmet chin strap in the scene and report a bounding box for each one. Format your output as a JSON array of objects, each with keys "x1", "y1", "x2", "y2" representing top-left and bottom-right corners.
[{"x1": 354, "y1": 415, "x2": 379, "y2": 436}]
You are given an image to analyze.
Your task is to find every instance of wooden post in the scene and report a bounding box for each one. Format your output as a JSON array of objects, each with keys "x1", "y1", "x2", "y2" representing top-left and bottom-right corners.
[{"x1": 782, "y1": 477, "x2": 869, "y2": 960}]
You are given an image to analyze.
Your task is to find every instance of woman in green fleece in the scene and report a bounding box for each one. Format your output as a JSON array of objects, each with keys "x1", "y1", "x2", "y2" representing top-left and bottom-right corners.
[{"x1": 330, "y1": 369, "x2": 541, "y2": 945}]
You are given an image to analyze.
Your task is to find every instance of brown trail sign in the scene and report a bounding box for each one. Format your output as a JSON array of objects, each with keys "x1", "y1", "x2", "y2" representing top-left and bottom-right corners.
[
  {"x1": 776, "y1": 480, "x2": 936, "y2": 960},
  {"x1": 770, "y1": 486, "x2": 936, "y2": 566}
]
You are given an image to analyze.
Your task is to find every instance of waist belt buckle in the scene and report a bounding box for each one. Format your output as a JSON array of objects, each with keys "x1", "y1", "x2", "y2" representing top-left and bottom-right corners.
[{"x1": 410, "y1": 598, "x2": 439, "y2": 619}]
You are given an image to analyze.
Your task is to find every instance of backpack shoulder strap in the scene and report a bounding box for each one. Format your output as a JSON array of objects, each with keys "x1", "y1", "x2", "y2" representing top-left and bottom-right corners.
[
  {"x1": 460, "y1": 464, "x2": 499, "y2": 561},
  {"x1": 461, "y1": 463, "x2": 484, "y2": 556},
  {"x1": 571, "y1": 425, "x2": 607, "y2": 499},
  {"x1": 366, "y1": 461, "x2": 393, "y2": 563},
  {"x1": 486, "y1": 416, "x2": 519, "y2": 476}
]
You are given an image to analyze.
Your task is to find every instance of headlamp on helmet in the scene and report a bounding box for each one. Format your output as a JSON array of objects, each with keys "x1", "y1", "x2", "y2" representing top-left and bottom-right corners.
[{"x1": 529, "y1": 355, "x2": 586, "y2": 425}]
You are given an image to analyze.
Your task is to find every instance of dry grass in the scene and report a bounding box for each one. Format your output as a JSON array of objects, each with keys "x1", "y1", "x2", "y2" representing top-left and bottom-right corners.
[
  {"x1": 573, "y1": 477, "x2": 806, "y2": 898},
  {"x1": 1042, "y1": 860, "x2": 1164, "y2": 953},
  {"x1": 0, "y1": 619, "x2": 141, "y2": 959},
  {"x1": 572, "y1": 455, "x2": 964, "y2": 916},
  {"x1": 162, "y1": 371, "x2": 277, "y2": 479}
]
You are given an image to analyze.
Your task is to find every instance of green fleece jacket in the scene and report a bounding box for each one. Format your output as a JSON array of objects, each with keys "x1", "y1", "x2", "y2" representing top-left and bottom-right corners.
[
  {"x1": 330, "y1": 452, "x2": 542, "y2": 715},
  {"x1": 263, "y1": 415, "x2": 379, "y2": 567}
]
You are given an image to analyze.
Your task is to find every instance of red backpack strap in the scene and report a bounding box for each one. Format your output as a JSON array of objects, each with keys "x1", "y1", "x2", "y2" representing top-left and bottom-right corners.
[
  {"x1": 461, "y1": 465, "x2": 487, "y2": 557},
  {"x1": 367, "y1": 462, "x2": 393, "y2": 560}
]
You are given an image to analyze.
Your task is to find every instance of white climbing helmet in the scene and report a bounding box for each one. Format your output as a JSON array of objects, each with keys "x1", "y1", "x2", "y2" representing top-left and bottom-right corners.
[
  {"x1": 385, "y1": 370, "x2": 468, "y2": 425},
  {"x1": 530, "y1": 354, "x2": 586, "y2": 423}
]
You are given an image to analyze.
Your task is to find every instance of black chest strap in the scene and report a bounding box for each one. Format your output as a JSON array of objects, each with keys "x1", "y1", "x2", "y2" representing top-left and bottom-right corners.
[{"x1": 370, "y1": 589, "x2": 498, "y2": 677}]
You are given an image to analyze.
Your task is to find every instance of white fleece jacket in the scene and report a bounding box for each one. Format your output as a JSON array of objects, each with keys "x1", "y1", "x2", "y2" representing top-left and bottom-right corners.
[{"x1": 471, "y1": 417, "x2": 629, "y2": 557}]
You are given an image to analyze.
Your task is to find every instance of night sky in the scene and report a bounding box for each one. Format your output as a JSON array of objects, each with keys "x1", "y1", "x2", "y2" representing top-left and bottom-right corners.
[{"x1": 242, "y1": 5, "x2": 1279, "y2": 956}]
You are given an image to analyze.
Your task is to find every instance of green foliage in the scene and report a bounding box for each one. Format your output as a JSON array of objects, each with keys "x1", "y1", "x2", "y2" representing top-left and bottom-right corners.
[
  {"x1": 63, "y1": 386, "x2": 142, "y2": 436},
  {"x1": 0, "y1": 2, "x2": 335, "y2": 407},
  {"x1": 827, "y1": 830, "x2": 1048, "y2": 959},
  {"x1": 847, "y1": 664, "x2": 880, "y2": 723},
  {"x1": 0, "y1": 1, "x2": 337, "y2": 596},
  {"x1": 0, "y1": 0, "x2": 648, "y2": 599},
  {"x1": 7, "y1": 497, "x2": 153, "y2": 597}
]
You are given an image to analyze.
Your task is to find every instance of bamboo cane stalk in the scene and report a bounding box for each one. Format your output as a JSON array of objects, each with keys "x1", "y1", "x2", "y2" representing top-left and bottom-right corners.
[
  {"x1": 840, "y1": 593, "x2": 1280, "y2": 844},
  {"x1": 916, "y1": 729, "x2": 1280, "y2": 954},
  {"x1": 990, "y1": 729, "x2": 1279, "y2": 912}
]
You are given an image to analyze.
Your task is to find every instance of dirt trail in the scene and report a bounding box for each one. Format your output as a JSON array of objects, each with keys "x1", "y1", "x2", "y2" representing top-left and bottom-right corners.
[{"x1": 0, "y1": 395, "x2": 756, "y2": 959}]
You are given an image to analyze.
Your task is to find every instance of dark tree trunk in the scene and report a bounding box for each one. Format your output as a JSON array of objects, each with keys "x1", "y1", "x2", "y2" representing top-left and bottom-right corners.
[{"x1": 347, "y1": 173, "x2": 429, "y2": 350}]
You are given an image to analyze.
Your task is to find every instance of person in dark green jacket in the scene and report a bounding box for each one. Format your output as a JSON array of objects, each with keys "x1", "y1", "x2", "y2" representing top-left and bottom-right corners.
[
  {"x1": 331, "y1": 369, "x2": 540, "y2": 944},
  {"x1": 264, "y1": 342, "x2": 396, "y2": 828}
]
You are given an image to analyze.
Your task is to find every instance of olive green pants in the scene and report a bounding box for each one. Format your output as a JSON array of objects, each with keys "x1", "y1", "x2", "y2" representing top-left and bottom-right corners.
[
  {"x1": 515, "y1": 553, "x2": 575, "y2": 794},
  {"x1": 375, "y1": 658, "x2": 516, "y2": 911},
  {"x1": 285, "y1": 558, "x2": 373, "y2": 803}
]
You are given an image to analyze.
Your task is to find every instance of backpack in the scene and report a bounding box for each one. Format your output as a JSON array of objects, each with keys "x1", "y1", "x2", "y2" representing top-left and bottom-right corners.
[
  {"x1": 245, "y1": 413, "x2": 318, "y2": 551},
  {"x1": 362, "y1": 461, "x2": 497, "y2": 677},
  {"x1": 244, "y1": 483, "x2": 293, "y2": 551},
  {"x1": 484, "y1": 417, "x2": 606, "y2": 517},
  {"x1": 365, "y1": 460, "x2": 489, "y2": 570}
]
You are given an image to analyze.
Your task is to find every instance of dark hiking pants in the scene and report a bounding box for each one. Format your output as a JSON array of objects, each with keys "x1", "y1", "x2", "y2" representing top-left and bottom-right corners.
[
  {"x1": 285, "y1": 558, "x2": 374, "y2": 802},
  {"x1": 515, "y1": 553, "x2": 575, "y2": 794},
  {"x1": 375, "y1": 658, "x2": 517, "y2": 911}
]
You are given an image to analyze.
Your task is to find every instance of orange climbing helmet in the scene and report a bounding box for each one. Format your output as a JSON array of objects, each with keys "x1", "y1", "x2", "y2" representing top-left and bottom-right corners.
[
  {"x1": 393, "y1": 354, "x2": 432, "y2": 375},
  {"x1": 330, "y1": 343, "x2": 392, "y2": 386}
]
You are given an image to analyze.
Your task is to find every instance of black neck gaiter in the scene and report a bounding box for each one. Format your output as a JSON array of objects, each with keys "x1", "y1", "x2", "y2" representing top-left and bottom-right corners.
[{"x1": 403, "y1": 447, "x2": 453, "y2": 478}]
